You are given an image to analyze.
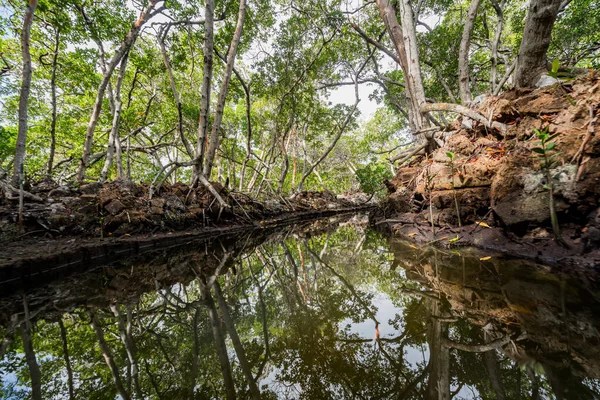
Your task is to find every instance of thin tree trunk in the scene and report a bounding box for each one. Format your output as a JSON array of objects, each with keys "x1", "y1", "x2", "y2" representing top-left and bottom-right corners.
[
  {"x1": 514, "y1": 0, "x2": 562, "y2": 87},
  {"x1": 20, "y1": 295, "x2": 42, "y2": 400},
  {"x1": 375, "y1": 0, "x2": 427, "y2": 135},
  {"x1": 110, "y1": 304, "x2": 142, "y2": 399},
  {"x1": 489, "y1": 0, "x2": 504, "y2": 92},
  {"x1": 194, "y1": 0, "x2": 215, "y2": 179},
  {"x1": 76, "y1": 0, "x2": 162, "y2": 181},
  {"x1": 89, "y1": 310, "x2": 130, "y2": 400},
  {"x1": 159, "y1": 29, "x2": 195, "y2": 159},
  {"x1": 12, "y1": 0, "x2": 38, "y2": 186},
  {"x1": 214, "y1": 282, "x2": 261, "y2": 399},
  {"x1": 203, "y1": 287, "x2": 237, "y2": 400},
  {"x1": 189, "y1": 307, "x2": 201, "y2": 398},
  {"x1": 58, "y1": 319, "x2": 75, "y2": 400},
  {"x1": 458, "y1": 0, "x2": 481, "y2": 104},
  {"x1": 47, "y1": 26, "x2": 60, "y2": 176},
  {"x1": 101, "y1": 51, "x2": 130, "y2": 182},
  {"x1": 204, "y1": 0, "x2": 247, "y2": 178},
  {"x1": 483, "y1": 349, "x2": 506, "y2": 400}
]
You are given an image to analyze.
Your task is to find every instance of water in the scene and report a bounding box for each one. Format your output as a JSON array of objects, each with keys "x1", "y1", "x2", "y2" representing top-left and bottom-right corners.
[{"x1": 1, "y1": 214, "x2": 599, "y2": 399}]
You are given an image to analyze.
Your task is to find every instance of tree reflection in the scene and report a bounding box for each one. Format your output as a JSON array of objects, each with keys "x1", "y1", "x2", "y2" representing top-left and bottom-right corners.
[{"x1": 1, "y1": 219, "x2": 600, "y2": 399}]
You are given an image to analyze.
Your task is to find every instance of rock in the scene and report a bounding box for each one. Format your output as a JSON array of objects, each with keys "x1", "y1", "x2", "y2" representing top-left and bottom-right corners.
[
  {"x1": 79, "y1": 182, "x2": 102, "y2": 195},
  {"x1": 165, "y1": 194, "x2": 185, "y2": 211},
  {"x1": 150, "y1": 198, "x2": 166, "y2": 208},
  {"x1": 48, "y1": 187, "x2": 72, "y2": 198},
  {"x1": 472, "y1": 94, "x2": 488, "y2": 106},
  {"x1": 535, "y1": 74, "x2": 559, "y2": 88},
  {"x1": 388, "y1": 187, "x2": 412, "y2": 213},
  {"x1": 104, "y1": 199, "x2": 126, "y2": 215}
]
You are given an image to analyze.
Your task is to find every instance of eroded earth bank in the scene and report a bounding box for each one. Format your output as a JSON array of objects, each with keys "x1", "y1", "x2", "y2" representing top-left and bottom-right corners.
[{"x1": 375, "y1": 76, "x2": 600, "y2": 268}]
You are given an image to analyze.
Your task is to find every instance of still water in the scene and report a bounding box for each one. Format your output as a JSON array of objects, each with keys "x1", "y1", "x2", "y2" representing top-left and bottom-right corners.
[{"x1": 1, "y1": 214, "x2": 599, "y2": 399}]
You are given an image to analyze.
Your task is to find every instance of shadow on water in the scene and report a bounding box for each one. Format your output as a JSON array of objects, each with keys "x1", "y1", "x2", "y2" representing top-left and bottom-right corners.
[{"x1": 1, "y1": 213, "x2": 599, "y2": 399}]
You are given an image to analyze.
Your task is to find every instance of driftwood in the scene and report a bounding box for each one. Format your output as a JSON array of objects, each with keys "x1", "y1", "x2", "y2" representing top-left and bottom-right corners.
[
  {"x1": 390, "y1": 143, "x2": 427, "y2": 165},
  {"x1": 0, "y1": 180, "x2": 43, "y2": 202},
  {"x1": 421, "y1": 103, "x2": 508, "y2": 134}
]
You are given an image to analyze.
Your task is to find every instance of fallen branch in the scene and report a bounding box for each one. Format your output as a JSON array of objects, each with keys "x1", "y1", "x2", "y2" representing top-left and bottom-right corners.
[
  {"x1": 421, "y1": 103, "x2": 508, "y2": 134},
  {"x1": 0, "y1": 180, "x2": 43, "y2": 202},
  {"x1": 390, "y1": 143, "x2": 427, "y2": 165}
]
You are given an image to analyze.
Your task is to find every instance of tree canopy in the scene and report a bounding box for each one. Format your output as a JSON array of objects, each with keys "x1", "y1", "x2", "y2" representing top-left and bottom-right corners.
[{"x1": 0, "y1": 0, "x2": 596, "y2": 195}]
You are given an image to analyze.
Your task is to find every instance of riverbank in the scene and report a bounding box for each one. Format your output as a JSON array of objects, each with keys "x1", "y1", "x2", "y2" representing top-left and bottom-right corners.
[{"x1": 374, "y1": 75, "x2": 600, "y2": 269}]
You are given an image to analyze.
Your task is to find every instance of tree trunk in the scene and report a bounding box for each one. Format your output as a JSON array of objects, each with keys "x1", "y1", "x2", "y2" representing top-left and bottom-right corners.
[
  {"x1": 458, "y1": 0, "x2": 481, "y2": 104},
  {"x1": 90, "y1": 310, "x2": 130, "y2": 400},
  {"x1": 483, "y1": 349, "x2": 506, "y2": 400},
  {"x1": 375, "y1": 0, "x2": 427, "y2": 135},
  {"x1": 47, "y1": 26, "x2": 60, "y2": 176},
  {"x1": 20, "y1": 295, "x2": 42, "y2": 400},
  {"x1": 58, "y1": 319, "x2": 75, "y2": 400},
  {"x1": 101, "y1": 51, "x2": 130, "y2": 182},
  {"x1": 76, "y1": 0, "x2": 162, "y2": 182},
  {"x1": 203, "y1": 287, "x2": 237, "y2": 400},
  {"x1": 514, "y1": 0, "x2": 562, "y2": 87},
  {"x1": 203, "y1": 0, "x2": 247, "y2": 178},
  {"x1": 194, "y1": 0, "x2": 215, "y2": 179},
  {"x1": 489, "y1": 0, "x2": 504, "y2": 92},
  {"x1": 12, "y1": 0, "x2": 38, "y2": 186},
  {"x1": 159, "y1": 30, "x2": 195, "y2": 160},
  {"x1": 110, "y1": 304, "x2": 142, "y2": 399},
  {"x1": 214, "y1": 282, "x2": 261, "y2": 399}
]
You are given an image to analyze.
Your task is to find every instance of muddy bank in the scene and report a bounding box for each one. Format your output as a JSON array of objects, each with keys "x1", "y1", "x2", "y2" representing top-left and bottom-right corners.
[
  {"x1": 375, "y1": 76, "x2": 600, "y2": 268},
  {"x1": 0, "y1": 178, "x2": 371, "y2": 241}
]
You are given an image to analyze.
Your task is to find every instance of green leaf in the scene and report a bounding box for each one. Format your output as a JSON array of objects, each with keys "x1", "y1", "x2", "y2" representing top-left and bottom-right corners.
[
  {"x1": 532, "y1": 148, "x2": 545, "y2": 154},
  {"x1": 546, "y1": 142, "x2": 556, "y2": 150},
  {"x1": 445, "y1": 151, "x2": 455, "y2": 160},
  {"x1": 552, "y1": 59, "x2": 560, "y2": 73}
]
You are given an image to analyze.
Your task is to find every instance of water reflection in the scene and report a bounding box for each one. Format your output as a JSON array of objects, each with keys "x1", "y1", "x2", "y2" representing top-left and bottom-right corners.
[{"x1": 1, "y1": 215, "x2": 599, "y2": 399}]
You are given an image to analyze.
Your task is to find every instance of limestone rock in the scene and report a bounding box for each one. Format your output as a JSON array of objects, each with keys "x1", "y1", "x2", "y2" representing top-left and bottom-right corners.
[{"x1": 104, "y1": 199, "x2": 126, "y2": 215}]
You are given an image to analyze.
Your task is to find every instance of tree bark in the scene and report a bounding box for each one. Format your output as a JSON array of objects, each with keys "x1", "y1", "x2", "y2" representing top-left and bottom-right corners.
[
  {"x1": 159, "y1": 29, "x2": 195, "y2": 160},
  {"x1": 458, "y1": 0, "x2": 482, "y2": 104},
  {"x1": 375, "y1": 0, "x2": 428, "y2": 136},
  {"x1": 203, "y1": 0, "x2": 247, "y2": 178},
  {"x1": 110, "y1": 304, "x2": 142, "y2": 399},
  {"x1": 20, "y1": 295, "x2": 42, "y2": 400},
  {"x1": 489, "y1": 0, "x2": 504, "y2": 92},
  {"x1": 58, "y1": 319, "x2": 75, "y2": 400},
  {"x1": 214, "y1": 282, "x2": 261, "y2": 399},
  {"x1": 203, "y1": 287, "x2": 237, "y2": 400},
  {"x1": 194, "y1": 0, "x2": 215, "y2": 179},
  {"x1": 514, "y1": 0, "x2": 562, "y2": 87},
  {"x1": 90, "y1": 310, "x2": 130, "y2": 400},
  {"x1": 101, "y1": 51, "x2": 130, "y2": 182},
  {"x1": 76, "y1": 0, "x2": 162, "y2": 182},
  {"x1": 47, "y1": 26, "x2": 60, "y2": 176},
  {"x1": 12, "y1": 0, "x2": 38, "y2": 186}
]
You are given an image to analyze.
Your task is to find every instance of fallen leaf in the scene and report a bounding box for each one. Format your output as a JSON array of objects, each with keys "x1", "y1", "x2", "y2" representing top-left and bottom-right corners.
[
  {"x1": 448, "y1": 236, "x2": 460, "y2": 243},
  {"x1": 408, "y1": 232, "x2": 417, "y2": 237},
  {"x1": 480, "y1": 256, "x2": 492, "y2": 261},
  {"x1": 409, "y1": 244, "x2": 418, "y2": 249},
  {"x1": 476, "y1": 221, "x2": 491, "y2": 228}
]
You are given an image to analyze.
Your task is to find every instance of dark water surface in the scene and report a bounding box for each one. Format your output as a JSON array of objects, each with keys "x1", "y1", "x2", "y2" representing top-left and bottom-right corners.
[{"x1": 1, "y1": 214, "x2": 599, "y2": 399}]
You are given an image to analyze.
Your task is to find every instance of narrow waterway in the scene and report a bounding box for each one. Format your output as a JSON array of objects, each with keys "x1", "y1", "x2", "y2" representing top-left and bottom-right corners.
[{"x1": 1, "y1": 214, "x2": 599, "y2": 399}]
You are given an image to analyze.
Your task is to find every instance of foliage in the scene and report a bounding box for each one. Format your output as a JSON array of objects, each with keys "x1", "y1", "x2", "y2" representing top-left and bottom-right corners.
[{"x1": 355, "y1": 161, "x2": 392, "y2": 195}]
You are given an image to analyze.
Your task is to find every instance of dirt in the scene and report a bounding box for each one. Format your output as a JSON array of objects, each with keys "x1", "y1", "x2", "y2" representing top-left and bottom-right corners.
[
  {"x1": 376, "y1": 75, "x2": 600, "y2": 268},
  {"x1": 0, "y1": 179, "x2": 370, "y2": 241}
]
